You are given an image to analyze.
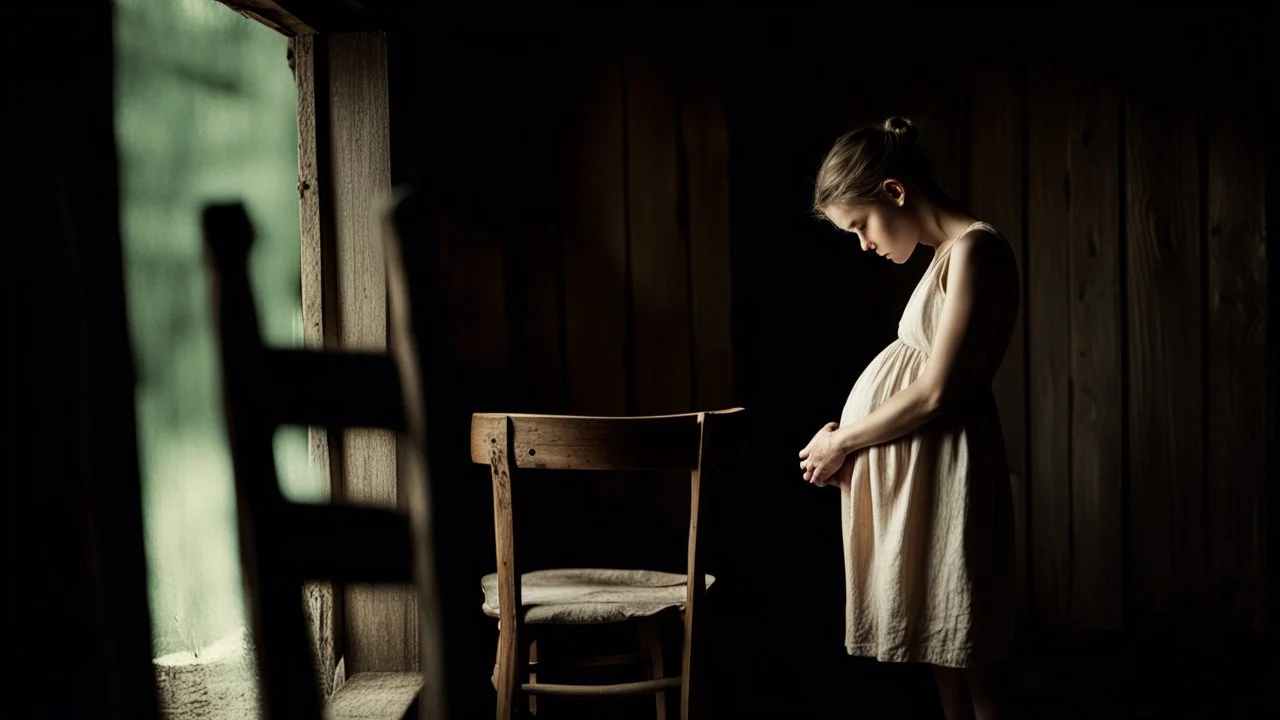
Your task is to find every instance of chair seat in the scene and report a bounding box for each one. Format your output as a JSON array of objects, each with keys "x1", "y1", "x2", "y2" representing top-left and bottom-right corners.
[{"x1": 481, "y1": 568, "x2": 716, "y2": 625}]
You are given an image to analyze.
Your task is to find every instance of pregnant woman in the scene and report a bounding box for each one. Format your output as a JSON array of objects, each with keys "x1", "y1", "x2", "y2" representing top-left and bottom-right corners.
[{"x1": 799, "y1": 116, "x2": 1020, "y2": 720}]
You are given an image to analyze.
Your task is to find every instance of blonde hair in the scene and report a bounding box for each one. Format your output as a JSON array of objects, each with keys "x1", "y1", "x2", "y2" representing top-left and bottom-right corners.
[{"x1": 812, "y1": 116, "x2": 941, "y2": 216}]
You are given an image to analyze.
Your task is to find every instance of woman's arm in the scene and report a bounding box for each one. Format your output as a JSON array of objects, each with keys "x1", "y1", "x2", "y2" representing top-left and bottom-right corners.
[{"x1": 831, "y1": 229, "x2": 1014, "y2": 457}]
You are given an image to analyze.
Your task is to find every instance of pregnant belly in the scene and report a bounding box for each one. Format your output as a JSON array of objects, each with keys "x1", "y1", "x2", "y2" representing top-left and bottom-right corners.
[
  {"x1": 839, "y1": 340, "x2": 928, "y2": 426},
  {"x1": 839, "y1": 339, "x2": 999, "y2": 429}
]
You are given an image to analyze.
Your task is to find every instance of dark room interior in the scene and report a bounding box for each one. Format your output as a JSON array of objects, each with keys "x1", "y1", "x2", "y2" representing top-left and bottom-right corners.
[{"x1": 5, "y1": 3, "x2": 1276, "y2": 719}]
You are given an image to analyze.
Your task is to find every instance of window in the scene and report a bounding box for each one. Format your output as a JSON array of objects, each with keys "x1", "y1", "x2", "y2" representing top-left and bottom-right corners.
[{"x1": 113, "y1": 0, "x2": 322, "y2": 714}]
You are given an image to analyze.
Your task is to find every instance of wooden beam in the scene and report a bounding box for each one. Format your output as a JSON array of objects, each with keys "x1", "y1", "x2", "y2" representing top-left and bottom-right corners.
[
  {"x1": 213, "y1": 0, "x2": 380, "y2": 36},
  {"x1": 324, "y1": 30, "x2": 417, "y2": 675},
  {"x1": 294, "y1": 31, "x2": 341, "y2": 698}
]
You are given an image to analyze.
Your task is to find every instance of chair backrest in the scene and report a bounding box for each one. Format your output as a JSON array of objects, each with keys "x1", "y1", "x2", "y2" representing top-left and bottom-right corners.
[
  {"x1": 202, "y1": 193, "x2": 447, "y2": 720},
  {"x1": 469, "y1": 408, "x2": 748, "y2": 713},
  {"x1": 469, "y1": 411, "x2": 749, "y2": 471}
]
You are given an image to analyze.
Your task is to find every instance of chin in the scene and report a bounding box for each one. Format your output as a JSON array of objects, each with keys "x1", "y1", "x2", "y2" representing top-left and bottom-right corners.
[{"x1": 889, "y1": 246, "x2": 915, "y2": 264}]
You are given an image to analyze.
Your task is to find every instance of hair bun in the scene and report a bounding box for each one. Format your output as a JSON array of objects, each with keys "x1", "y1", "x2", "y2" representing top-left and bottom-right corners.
[{"x1": 882, "y1": 116, "x2": 918, "y2": 145}]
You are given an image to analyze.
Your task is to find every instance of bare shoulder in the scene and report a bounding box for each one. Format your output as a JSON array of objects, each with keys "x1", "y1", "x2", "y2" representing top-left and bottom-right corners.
[
  {"x1": 952, "y1": 226, "x2": 1012, "y2": 264},
  {"x1": 942, "y1": 225, "x2": 1018, "y2": 294}
]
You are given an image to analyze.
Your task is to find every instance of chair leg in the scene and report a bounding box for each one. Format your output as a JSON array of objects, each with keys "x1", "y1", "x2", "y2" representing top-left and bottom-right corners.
[
  {"x1": 678, "y1": 609, "x2": 703, "y2": 720},
  {"x1": 639, "y1": 617, "x2": 667, "y2": 720},
  {"x1": 494, "y1": 624, "x2": 523, "y2": 720},
  {"x1": 527, "y1": 636, "x2": 538, "y2": 716}
]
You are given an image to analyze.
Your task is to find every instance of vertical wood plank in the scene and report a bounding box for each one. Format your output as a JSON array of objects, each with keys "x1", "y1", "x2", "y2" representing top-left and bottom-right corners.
[
  {"x1": 327, "y1": 31, "x2": 417, "y2": 673},
  {"x1": 292, "y1": 33, "x2": 338, "y2": 696},
  {"x1": 558, "y1": 61, "x2": 628, "y2": 417},
  {"x1": 1026, "y1": 64, "x2": 1072, "y2": 629},
  {"x1": 967, "y1": 62, "x2": 1029, "y2": 619},
  {"x1": 1065, "y1": 76, "x2": 1124, "y2": 631},
  {"x1": 628, "y1": 55, "x2": 693, "y2": 416},
  {"x1": 1125, "y1": 93, "x2": 1204, "y2": 623},
  {"x1": 1206, "y1": 114, "x2": 1268, "y2": 632},
  {"x1": 681, "y1": 78, "x2": 734, "y2": 411}
]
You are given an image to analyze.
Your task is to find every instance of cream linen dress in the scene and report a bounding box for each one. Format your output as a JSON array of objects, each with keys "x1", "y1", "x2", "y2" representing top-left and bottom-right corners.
[{"x1": 833, "y1": 220, "x2": 1017, "y2": 668}]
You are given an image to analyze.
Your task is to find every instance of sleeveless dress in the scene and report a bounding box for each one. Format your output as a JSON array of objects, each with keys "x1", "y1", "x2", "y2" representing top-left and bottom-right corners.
[{"x1": 833, "y1": 220, "x2": 1017, "y2": 668}]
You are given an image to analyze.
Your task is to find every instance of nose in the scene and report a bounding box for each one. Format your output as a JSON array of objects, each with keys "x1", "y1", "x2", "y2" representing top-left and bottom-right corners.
[{"x1": 859, "y1": 236, "x2": 873, "y2": 253}]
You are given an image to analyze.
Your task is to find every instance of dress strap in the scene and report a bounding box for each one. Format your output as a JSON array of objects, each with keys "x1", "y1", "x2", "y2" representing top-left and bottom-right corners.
[
  {"x1": 936, "y1": 221, "x2": 1000, "y2": 261},
  {"x1": 965, "y1": 220, "x2": 1000, "y2": 237}
]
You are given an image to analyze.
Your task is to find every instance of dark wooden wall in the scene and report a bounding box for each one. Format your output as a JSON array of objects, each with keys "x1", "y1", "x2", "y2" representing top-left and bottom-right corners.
[
  {"x1": 4, "y1": 2, "x2": 162, "y2": 718},
  {"x1": 726, "y1": 9, "x2": 1275, "y2": 716},
  {"x1": 372, "y1": 8, "x2": 1275, "y2": 717},
  {"x1": 378, "y1": 22, "x2": 740, "y2": 717}
]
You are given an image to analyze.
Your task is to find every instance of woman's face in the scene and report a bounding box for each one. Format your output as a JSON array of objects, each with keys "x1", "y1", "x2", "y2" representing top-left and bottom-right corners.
[{"x1": 823, "y1": 185, "x2": 919, "y2": 264}]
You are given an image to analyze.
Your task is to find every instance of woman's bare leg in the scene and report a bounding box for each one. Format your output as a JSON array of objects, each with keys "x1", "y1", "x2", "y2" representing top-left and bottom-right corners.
[
  {"x1": 965, "y1": 661, "x2": 1010, "y2": 720},
  {"x1": 933, "y1": 665, "x2": 975, "y2": 720}
]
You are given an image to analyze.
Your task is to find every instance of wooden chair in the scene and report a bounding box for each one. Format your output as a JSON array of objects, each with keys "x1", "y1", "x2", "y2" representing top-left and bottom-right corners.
[
  {"x1": 202, "y1": 193, "x2": 448, "y2": 720},
  {"x1": 472, "y1": 409, "x2": 748, "y2": 720}
]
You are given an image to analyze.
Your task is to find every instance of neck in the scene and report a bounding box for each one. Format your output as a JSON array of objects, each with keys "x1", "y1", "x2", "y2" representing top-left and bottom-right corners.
[{"x1": 915, "y1": 197, "x2": 977, "y2": 250}]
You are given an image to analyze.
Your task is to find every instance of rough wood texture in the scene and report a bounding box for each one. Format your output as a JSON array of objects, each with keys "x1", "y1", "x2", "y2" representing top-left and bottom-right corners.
[
  {"x1": 559, "y1": 61, "x2": 628, "y2": 417},
  {"x1": 324, "y1": 671, "x2": 423, "y2": 720},
  {"x1": 295, "y1": 31, "x2": 341, "y2": 694},
  {"x1": 1125, "y1": 95, "x2": 1204, "y2": 622},
  {"x1": 488, "y1": 418, "x2": 528, "y2": 720},
  {"x1": 1064, "y1": 75, "x2": 1123, "y2": 631},
  {"x1": 681, "y1": 77, "x2": 735, "y2": 410},
  {"x1": 327, "y1": 31, "x2": 417, "y2": 674},
  {"x1": 627, "y1": 55, "x2": 693, "y2": 415},
  {"x1": 470, "y1": 410, "x2": 749, "y2": 470},
  {"x1": 967, "y1": 62, "x2": 1029, "y2": 618},
  {"x1": 1206, "y1": 114, "x2": 1268, "y2": 632},
  {"x1": 1026, "y1": 65, "x2": 1073, "y2": 629}
]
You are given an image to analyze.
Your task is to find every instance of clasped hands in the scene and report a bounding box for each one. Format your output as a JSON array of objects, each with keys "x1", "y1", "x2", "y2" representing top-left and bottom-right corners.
[{"x1": 799, "y1": 421, "x2": 853, "y2": 486}]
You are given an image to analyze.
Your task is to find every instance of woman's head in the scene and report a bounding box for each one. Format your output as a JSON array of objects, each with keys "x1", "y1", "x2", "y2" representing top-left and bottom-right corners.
[{"x1": 813, "y1": 116, "x2": 943, "y2": 263}]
